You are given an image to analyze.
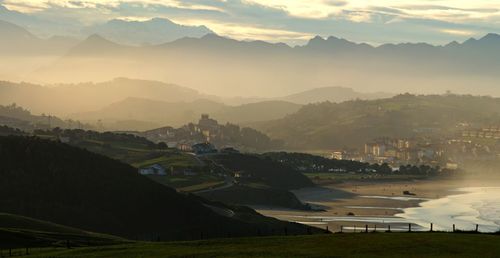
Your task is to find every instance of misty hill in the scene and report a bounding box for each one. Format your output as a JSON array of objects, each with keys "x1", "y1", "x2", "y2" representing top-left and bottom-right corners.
[
  {"x1": 84, "y1": 18, "x2": 212, "y2": 46},
  {"x1": 280, "y1": 87, "x2": 392, "y2": 104},
  {"x1": 0, "y1": 135, "x2": 318, "y2": 240},
  {"x1": 255, "y1": 94, "x2": 500, "y2": 149},
  {"x1": 0, "y1": 19, "x2": 36, "y2": 42},
  {"x1": 0, "y1": 19, "x2": 77, "y2": 56},
  {"x1": 74, "y1": 97, "x2": 302, "y2": 130},
  {"x1": 73, "y1": 97, "x2": 224, "y2": 130},
  {"x1": 0, "y1": 19, "x2": 78, "y2": 81},
  {"x1": 0, "y1": 78, "x2": 211, "y2": 116},
  {"x1": 25, "y1": 32, "x2": 500, "y2": 97},
  {"x1": 0, "y1": 103, "x2": 92, "y2": 131},
  {"x1": 215, "y1": 101, "x2": 302, "y2": 121},
  {"x1": 66, "y1": 34, "x2": 133, "y2": 56}
]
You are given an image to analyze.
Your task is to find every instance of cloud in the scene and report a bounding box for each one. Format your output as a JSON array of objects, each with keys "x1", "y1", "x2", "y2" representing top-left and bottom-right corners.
[{"x1": 1, "y1": 0, "x2": 500, "y2": 45}]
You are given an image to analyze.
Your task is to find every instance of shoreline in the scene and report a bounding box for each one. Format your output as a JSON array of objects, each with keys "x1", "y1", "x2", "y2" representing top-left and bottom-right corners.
[{"x1": 256, "y1": 177, "x2": 499, "y2": 232}]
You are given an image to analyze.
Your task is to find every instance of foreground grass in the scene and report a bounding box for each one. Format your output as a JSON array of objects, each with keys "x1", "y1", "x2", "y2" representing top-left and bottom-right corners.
[{"x1": 23, "y1": 233, "x2": 500, "y2": 258}]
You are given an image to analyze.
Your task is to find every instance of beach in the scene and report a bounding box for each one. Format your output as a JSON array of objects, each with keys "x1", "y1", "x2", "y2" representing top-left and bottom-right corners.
[{"x1": 256, "y1": 177, "x2": 500, "y2": 232}]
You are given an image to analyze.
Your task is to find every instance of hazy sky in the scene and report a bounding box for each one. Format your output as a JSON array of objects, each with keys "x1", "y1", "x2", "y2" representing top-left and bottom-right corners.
[{"x1": 1, "y1": 0, "x2": 500, "y2": 45}]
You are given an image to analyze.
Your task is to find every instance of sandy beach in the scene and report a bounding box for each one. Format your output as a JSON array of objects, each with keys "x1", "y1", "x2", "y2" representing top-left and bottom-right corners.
[{"x1": 256, "y1": 177, "x2": 500, "y2": 232}]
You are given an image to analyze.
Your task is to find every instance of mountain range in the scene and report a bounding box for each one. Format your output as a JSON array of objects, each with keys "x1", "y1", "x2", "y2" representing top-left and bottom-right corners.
[
  {"x1": 25, "y1": 30, "x2": 500, "y2": 97},
  {"x1": 2, "y1": 16, "x2": 500, "y2": 96},
  {"x1": 0, "y1": 5, "x2": 212, "y2": 45},
  {"x1": 83, "y1": 18, "x2": 213, "y2": 46}
]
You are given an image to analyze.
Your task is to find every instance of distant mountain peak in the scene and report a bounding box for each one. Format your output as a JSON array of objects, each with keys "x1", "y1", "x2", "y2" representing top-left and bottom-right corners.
[
  {"x1": 309, "y1": 35, "x2": 325, "y2": 43},
  {"x1": 108, "y1": 17, "x2": 176, "y2": 27},
  {"x1": 84, "y1": 17, "x2": 213, "y2": 45},
  {"x1": 462, "y1": 33, "x2": 500, "y2": 47},
  {"x1": 81, "y1": 34, "x2": 120, "y2": 46},
  {"x1": 480, "y1": 33, "x2": 500, "y2": 41},
  {"x1": 201, "y1": 33, "x2": 223, "y2": 40},
  {"x1": 66, "y1": 33, "x2": 126, "y2": 56},
  {"x1": 86, "y1": 33, "x2": 106, "y2": 41},
  {"x1": 0, "y1": 19, "x2": 37, "y2": 40}
]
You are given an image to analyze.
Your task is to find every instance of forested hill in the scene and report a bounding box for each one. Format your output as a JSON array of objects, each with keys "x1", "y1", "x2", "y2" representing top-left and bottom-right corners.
[
  {"x1": 0, "y1": 136, "x2": 317, "y2": 240},
  {"x1": 0, "y1": 125, "x2": 25, "y2": 136},
  {"x1": 256, "y1": 94, "x2": 500, "y2": 149}
]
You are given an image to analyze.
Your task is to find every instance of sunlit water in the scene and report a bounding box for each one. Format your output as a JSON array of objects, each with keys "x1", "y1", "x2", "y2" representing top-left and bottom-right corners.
[
  {"x1": 271, "y1": 187, "x2": 500, "y2": 232},
  {"x1": 396, "y1": 187, "x2": 500, "y2": 232}
]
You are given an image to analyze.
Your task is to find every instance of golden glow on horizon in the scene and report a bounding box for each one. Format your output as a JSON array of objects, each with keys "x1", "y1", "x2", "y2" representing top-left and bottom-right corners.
[{"x1": 169, "y1": 17, "x2": 313, "y2": 42}]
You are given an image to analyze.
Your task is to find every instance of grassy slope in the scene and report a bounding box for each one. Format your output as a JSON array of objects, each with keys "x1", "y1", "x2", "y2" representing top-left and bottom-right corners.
[
  {"x1": 148, "y1": 174, "x2": 225, "y2": 192},
  {"x1": 23, "y1": 233, "x2": 500, "y2": 258},
  {"x1": 131, "y1": 152, "x2": 202, "y2": 169},
  {"x1": 0, "y1": 213, "x2": 124, "y2": 248}
]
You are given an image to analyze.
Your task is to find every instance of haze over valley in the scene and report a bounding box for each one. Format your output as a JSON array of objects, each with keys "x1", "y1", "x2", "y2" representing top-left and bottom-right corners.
[{"x1": 3, "y1": 9, "x2": 500, "y2": 97}]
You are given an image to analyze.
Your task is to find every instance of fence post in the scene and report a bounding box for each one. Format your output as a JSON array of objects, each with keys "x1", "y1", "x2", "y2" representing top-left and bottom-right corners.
[
  {"x1": 365, "y1": 225, "x2": 368, "y2": 233},
  {"x1": 388, "y1": 225, "x2": 391, "y2": 232},
  {"x1": 475, "y1": 224, "x2": 479, "y2": 233},
  {"x1": 326, "y1": 225, "x2": 329, "y2": 233},
  {"x1": 408, "y1": 223, "x2": 412, "y2": 232},
  {"x1": 374, "y1": 225, "x2": 377, "y2": 232},
  {"x1": 453, "y1": 224, "x2": 455, "y2": 232},
  {"x1": 430, "y1": 223, "x2": 433, "y2": 232},
  {"x1": 340, "y1": 225, "x2": 343, "y2": 233}
]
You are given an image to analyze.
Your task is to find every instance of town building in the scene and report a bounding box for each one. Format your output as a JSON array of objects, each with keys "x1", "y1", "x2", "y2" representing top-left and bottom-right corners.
[{"x1": 138, "y1": 164, "x2": 167, "y2": 176}]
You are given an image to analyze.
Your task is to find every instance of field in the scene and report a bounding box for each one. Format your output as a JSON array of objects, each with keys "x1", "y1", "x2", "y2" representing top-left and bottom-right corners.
[
  {"x1": 131, "y1": 152, "x2": 203, "y2": 169},
  {"x1": 16, "y1": 233, "x2": 500, "y2": 258},
  {"x1": 148, "y1": 174, "x2": 225, "y2": 192}
]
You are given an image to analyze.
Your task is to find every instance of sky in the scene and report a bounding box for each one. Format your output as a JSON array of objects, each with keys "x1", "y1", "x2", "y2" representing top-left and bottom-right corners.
[{"x1": 1, "y1": 0, "x2": 500, "y2": 45}]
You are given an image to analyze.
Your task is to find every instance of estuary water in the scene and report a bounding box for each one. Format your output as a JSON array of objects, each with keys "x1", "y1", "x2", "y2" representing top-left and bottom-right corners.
[{"x1": 396, "y1": 187, "x2": 500, "y2": 232}]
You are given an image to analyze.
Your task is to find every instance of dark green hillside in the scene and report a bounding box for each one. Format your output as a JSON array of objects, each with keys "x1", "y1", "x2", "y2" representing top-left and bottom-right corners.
[
  {"x1": 0, "y1": 213, "x2": 124, "y2": 248},
  {"x1": 199, "y1": 185, "x2": 310, "y2": 210},
  {"x1": 258, "y1": 94, "x2": 500, "y2": 148},
  {"x1": 205, "y1": 153, "x2": 313, "y2": 190},
  {"x1": 34, "y1": 128, "x2": 164, "y2": 164},
  {"x1": 0, "y1": 125, "x2": 26, "y2": 136},
  {"x1": 198, "y1": 153, "x2": 314, "y2": 209},
  {"x1": 0, "y1": 136, "x2": 320, "y2": 241}
]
